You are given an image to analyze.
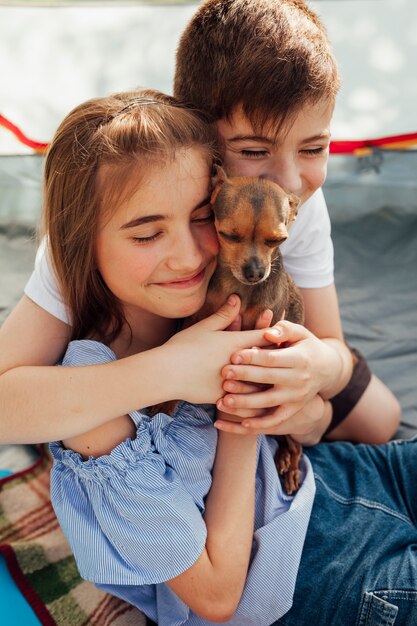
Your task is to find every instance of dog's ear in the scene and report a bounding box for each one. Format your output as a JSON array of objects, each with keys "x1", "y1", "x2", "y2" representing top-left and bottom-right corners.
[
  {"x1": 210, "y1": 165, "x2": 228, "y2": 204},
  {"x1": 287, "y1": 193, "x2": 300, "y2": 225}
]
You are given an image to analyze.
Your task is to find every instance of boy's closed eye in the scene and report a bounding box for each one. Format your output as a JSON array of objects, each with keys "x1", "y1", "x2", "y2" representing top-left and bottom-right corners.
[
  {"x1": 300, "y1": 146, "x2": 327, "y2": 156},
  {"x1": 240, "y1": 149, "x2": 269, "y2": 158}
]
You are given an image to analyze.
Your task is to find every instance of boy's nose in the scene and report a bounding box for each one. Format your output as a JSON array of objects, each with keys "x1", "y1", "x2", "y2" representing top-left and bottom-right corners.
[{"x1": 265, "y1": 158, "x2": 302, "y2": 195}]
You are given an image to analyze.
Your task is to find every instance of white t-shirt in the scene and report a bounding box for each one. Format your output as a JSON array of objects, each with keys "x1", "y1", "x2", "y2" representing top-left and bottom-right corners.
[{"x1": 24, "y1": 188, "x2": 334, "y2": 325}]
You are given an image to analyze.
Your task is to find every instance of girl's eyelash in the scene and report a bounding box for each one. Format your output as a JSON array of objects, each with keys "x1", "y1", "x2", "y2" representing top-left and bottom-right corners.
[
  {"x1": 133, "y1": 233, "x2": 161, "y2": 244},
  {"x1": 193, "y1": 214, "x2": 214, "y2": 223}
]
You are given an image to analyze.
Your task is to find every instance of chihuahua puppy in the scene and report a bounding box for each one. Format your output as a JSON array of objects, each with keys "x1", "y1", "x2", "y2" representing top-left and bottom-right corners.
[
  {"x1": 197, "y1": 167, "x2": 304, "y2": 329},
  {"x1": 205, "y1": 168, "x2": 304, "y2": 495}
]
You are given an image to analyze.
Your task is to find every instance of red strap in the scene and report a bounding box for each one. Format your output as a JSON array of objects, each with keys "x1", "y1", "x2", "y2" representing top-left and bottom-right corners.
[
  {"x1": 1, "y1": 112, "x2": 417, "y2": 155},
  {"x1": 0, "y1": 113, "x2": 48, "y2": 152},
  {"x1": 330, "y1": 132, "x2": 417, "y2": 154}
]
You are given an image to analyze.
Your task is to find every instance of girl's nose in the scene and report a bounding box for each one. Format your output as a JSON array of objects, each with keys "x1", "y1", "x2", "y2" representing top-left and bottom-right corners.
[{"x1": 167, "y1": 229, "x2": 203, "y2": 272}]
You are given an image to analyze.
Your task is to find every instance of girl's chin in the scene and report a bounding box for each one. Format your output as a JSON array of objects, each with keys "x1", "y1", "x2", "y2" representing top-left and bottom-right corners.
[{"x1": 170, "y1": 297, "x2": 206, "y2": 320}]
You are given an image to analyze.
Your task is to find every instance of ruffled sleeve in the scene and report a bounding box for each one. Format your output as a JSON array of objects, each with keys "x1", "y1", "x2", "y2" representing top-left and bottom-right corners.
[
  {"x1": 50, "y1": 339, "x2": 212, "y2": 586},
  {"x1": 50, "y1": 440, "x2": 208, "y2": 585}
]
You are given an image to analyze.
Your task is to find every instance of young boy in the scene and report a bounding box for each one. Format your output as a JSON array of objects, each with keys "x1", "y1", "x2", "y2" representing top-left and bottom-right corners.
[
  {"x1": 171, "y1": 0, "x2": 400, "y2": 442},
  {"x1": 0, "y1": 0, "x2": 399, "y2": 446}
]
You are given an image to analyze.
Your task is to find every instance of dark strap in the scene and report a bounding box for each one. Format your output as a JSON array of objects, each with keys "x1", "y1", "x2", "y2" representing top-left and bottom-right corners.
[{"x1": 325, "y1": 347, "x2": 372, "y2": 435}]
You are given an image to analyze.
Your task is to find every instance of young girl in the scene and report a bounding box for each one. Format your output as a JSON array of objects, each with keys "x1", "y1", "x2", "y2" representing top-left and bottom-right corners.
[{"x1": 28, "y1": 89, "x2": 417, "y2": 626}]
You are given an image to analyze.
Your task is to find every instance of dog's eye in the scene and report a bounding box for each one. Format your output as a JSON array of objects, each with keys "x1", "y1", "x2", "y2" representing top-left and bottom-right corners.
[
  {"x1": 219, "y1": 231, "x2": 242, "y2": 243},
  {"x1": 265, "y1": 237, "x2": 286, "y2": 247}
]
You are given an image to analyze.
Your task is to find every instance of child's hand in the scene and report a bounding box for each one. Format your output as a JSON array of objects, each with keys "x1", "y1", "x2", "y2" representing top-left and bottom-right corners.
[
  {"x1": 216, "y1": 394, "x2": 332, "y2": 446},
  {"x1": 215, "y1": 320, "x2": 342, "y2": 436},
  {"x1": 163, "y1": 295, "x2": 272, "y2": 405}
]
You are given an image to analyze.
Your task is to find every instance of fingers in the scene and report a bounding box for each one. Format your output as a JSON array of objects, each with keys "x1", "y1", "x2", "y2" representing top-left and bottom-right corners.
[
  {"x1": 197, "y1": 296, "x2": 272, "y2": 347},
  {"x1": 226, "y1": 313, "x2": 242, "y2": 332},
  {"x1": 222, "y1": 357, "x2": 304, "y2": 385},
  {"x1": 254, "y1": 309, "x2": 273, "y2": 330},
  {"x1": 214, "y1": 420, "x2": 254, "y2": 435},
  {"x1": 200, "y1": 294, "x2": 241, "y2": 330},
  {"x1": 228, "y1": 342, "x2": 310, "y2": 370},
  {"x1": 217, "y1": 385, "x2": 305, "y2": 411},
  {"x1": 263, "y1": 320, "x2": 312, "y2": 345},
  {"x1": 216, "y1": 403, "x2": 304, "y2": 435},
  {"x1": 222, "y1": 379, "x2": 267, "y2": 394}
]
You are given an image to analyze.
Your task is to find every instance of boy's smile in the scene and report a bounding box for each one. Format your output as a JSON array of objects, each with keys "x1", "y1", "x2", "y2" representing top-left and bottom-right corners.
[{"x1": 216, "y1": 99, "x2": 333, "y2": 207}]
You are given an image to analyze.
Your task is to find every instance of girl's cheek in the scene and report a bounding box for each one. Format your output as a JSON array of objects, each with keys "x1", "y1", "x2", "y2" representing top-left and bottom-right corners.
[{"x1": 204, "y1": 224, "x2": 220, "y2": 255}]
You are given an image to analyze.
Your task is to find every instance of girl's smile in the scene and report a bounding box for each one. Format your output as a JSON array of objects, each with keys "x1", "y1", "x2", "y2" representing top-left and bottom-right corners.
[
  {"x1": 95, "y1": 146, "x2": 218, "y2": 329},
  {"x1": 154, "y1": 267, "x2": 208, "y2": 289}
]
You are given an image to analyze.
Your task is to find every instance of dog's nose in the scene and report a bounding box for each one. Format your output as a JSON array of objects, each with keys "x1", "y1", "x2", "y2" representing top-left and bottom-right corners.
[{"x1": 242, "y1": 259, "x2": 266, "y2": 282}]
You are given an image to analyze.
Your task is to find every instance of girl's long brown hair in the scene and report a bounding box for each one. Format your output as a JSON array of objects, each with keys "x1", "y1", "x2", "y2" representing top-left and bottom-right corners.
[{"x1": 42, "y1": 89, "x2": 217, "y2": 342}]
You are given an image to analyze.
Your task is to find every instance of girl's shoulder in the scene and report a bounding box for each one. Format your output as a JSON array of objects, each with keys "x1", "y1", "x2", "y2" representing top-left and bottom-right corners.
[{"x1": 61, "y1": 339, "x2": 116, "y2": 367}]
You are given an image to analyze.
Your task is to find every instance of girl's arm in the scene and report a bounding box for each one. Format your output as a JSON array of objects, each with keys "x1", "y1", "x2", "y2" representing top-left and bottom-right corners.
[
  {"x1": 0, "y1": 295, "x2": 271, "y2": 444},
  {"x1": 0, "y1": 296, "x2": 177, "y2": 443},
  {"x1": 167, "y1": 428, "x2": 258, "y2": 621}
]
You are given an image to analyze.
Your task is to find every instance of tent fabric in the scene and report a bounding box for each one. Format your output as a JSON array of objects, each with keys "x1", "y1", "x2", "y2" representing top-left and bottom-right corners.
[{"x1": 327, "y1": 150, "x2": 417, "y2": 439}]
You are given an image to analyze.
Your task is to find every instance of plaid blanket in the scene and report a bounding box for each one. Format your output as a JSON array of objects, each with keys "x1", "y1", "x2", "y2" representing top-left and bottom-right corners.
[{"x1": 0, "y1": 446, "x2": 155, "y2": 626}]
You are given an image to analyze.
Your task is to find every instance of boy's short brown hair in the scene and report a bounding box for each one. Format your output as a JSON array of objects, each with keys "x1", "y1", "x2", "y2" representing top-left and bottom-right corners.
[{"x1": 174, "y1": 0, "x2": 340, "y2": 132}]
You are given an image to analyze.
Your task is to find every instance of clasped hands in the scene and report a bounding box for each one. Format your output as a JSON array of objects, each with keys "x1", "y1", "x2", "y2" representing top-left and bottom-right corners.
[{"x1": 215, "y1": 311, "x2": 333, "y2": 445}]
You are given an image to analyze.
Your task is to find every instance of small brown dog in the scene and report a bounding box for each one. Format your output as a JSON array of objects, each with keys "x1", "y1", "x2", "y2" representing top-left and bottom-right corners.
[
  {"x1": 196, "y1": 167, "x2": 303, "y2": 329},
  {"x1": 205, "y1": 168, "x2": 304, "y2": 495},
  {"x1": 151, "y1": 168, "x2": 304, "y2": 495}
]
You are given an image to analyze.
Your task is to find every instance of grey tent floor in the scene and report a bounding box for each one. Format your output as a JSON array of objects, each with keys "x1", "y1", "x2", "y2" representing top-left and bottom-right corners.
[{"x1": 332, "y1": 204, "x2": 417, "y2": 439}]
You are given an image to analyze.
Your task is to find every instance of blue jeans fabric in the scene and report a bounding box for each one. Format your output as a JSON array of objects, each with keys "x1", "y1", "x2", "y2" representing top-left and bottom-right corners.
[{"x1": 274, "y1": 439, "x2": 417, "y2": 626}]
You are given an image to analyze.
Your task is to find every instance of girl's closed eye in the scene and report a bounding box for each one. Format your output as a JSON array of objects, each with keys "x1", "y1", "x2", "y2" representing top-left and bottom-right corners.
[
  {"x1": 192, "y1": 206, "x2": 214, "y2": 223},
  {"x1": 132, "y1": 232, "x2": 162, "y2": 244}
]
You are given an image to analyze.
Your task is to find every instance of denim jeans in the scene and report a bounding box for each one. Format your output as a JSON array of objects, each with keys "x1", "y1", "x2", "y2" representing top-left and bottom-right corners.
[{"x1": 274, "y1": 439, "x2": 417, "y2": 626}]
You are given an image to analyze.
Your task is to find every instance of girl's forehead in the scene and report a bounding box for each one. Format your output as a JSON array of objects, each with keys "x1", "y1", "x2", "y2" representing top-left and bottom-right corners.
[{"x1": 97, "y1": 147, "x2": 212, "y2": 226}]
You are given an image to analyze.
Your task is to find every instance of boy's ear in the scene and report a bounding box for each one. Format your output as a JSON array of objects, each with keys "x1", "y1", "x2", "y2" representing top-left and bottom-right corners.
[
  {"x1": 210, "y1": 165, "x2": 228, "y2": 204},
  {"x1": 287, "y1": 193, "x2": 300, "y2": 224}
]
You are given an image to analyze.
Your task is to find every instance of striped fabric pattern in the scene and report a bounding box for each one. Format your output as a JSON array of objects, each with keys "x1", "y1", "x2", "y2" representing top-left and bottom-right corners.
[{"x1": 48, "y1": 340, "x2": 316, "y2": 626}]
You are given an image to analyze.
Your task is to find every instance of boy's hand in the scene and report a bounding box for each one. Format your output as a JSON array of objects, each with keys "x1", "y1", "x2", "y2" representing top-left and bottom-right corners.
[
  {"x1": 215, "y1": 320, "x2": 341, "y2": 437},
  {"x1": 215, "y1": 394, "x2": 332, "y2": 446}
]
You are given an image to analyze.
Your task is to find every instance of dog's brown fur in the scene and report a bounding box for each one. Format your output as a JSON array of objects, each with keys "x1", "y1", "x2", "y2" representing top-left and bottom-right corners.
[
  {"x1": 194, "y1": 168, "x2": 304, "y2": 330},
  {"x1": 151, "y1": 169, "x2": 304, "y2": 494}
]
